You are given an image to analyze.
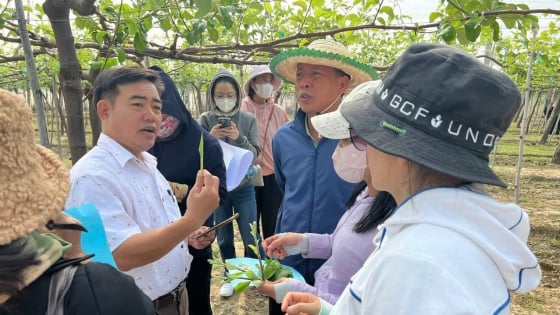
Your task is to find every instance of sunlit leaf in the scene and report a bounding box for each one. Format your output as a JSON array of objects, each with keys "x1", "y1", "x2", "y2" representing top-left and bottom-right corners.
[
  {"x1": 429, "y1": 12, "x2": 443, "y2": 23},
  {"x1": 233, "y1": 281, "x2": 250, "y2": 293}
]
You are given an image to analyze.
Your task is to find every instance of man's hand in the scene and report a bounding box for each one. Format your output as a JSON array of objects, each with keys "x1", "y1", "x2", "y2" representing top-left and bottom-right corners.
[
  {"x1": 184, "y1": 170, "x2": 219, "y2": 227},
  {"x1": 187, "y1": 226, "x2": 215, "y2": 249}
]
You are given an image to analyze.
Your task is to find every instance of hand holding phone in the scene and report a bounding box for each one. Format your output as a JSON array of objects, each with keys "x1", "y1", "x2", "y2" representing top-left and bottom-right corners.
[
  {"x1": 195, "y1": 213, "x2": 239, "y2": 239},
  {"x1": 218, "y1": 117, "x2": 231, "y2": 128}
]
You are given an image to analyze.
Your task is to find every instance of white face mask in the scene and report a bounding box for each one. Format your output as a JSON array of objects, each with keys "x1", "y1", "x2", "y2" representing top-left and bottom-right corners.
[
  {"x1": 215, "y1": 97, "x2": 236, "y2": 113},
  {"x1": 332, "y1": 143, "x2": 367, "y2": 183},
  {"x1": 255, "y1": 83, "x2": 274, "y2": 99}
]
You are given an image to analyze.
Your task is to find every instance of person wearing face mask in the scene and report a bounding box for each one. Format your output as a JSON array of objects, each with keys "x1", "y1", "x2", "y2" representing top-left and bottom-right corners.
[
  {"x1": 255, "y1": 80, "x2": 395, "y2": 307},
  {"x1": 240, "y1": 65, "x2": 289, "y2": 241},
  {"x1": 198, "y1": 69, "x2": 264, "y2": 298},
  {"x1": 267, "y1": 38, "x2": 377, "y2": 313}
]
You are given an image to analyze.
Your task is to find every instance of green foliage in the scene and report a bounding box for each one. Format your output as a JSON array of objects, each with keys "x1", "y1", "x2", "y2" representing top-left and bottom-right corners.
[
  {"x1": 208, "y1": 221, "x2": 293, "y2": 293},
  {"x1": 0, "y1": 0, "x2": 558, "y2": 98}
]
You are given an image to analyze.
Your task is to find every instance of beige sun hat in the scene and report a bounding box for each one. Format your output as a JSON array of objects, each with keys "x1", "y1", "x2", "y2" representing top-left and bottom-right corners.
[
  {"x1": 0, "y1": 89, "x2": 69, "y2": 245},
  {"x1": 270, "y1": 38, "x2": 378, "y2": 89}
]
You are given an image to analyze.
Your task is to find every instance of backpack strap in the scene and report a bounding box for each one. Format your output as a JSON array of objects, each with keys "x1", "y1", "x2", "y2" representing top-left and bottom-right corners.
[{"x1": 46, "y1": 265, "x2": 79, "y2": 315}]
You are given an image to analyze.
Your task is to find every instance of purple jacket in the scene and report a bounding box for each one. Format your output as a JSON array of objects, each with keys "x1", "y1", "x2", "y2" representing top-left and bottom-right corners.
[{"x1": 289, "y1": 189, "x2": 378, "y2": 304}]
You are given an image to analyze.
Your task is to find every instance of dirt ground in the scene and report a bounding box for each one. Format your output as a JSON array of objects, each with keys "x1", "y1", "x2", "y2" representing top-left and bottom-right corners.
[{"x1": 209, "y1": 164, "x2": 560, "y2": 315}]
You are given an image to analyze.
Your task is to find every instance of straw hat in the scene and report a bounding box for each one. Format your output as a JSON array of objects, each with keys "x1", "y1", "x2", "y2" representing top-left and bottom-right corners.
[
  {"x1": 0, "y1": 89, "x2": 69, "y2": 245},
  {"x1": 243, "y1": 65, "x2": 282, "y2": 96},
  {"x1": 270, "y1": 38, "x2": 378, "y2": 89}
]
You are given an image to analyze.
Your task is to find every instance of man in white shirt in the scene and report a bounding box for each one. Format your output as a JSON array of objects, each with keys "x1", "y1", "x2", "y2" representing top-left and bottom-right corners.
[{"x1": 66, "y1": 66, "x2": 219, "y2": 315}]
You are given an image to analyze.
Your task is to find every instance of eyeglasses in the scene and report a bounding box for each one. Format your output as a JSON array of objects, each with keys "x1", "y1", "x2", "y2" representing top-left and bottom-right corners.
[{"x1": 349, "y1": 128, "x2": 367, "y2": 151}]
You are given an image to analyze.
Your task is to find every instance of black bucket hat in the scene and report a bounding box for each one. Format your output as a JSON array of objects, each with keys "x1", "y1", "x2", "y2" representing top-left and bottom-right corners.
[{"x1": 315, "y1": 43, "x2": 521, "y2": 187}]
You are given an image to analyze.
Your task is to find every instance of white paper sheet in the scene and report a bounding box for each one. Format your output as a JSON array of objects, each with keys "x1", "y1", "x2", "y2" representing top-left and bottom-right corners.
[{"x1": 219, "y1": 140, "x2": 254, "y2": 191}]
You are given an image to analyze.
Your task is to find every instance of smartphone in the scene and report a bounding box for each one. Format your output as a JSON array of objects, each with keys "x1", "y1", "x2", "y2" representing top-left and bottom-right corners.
[
  {"x1": 218, "y1": 117, "x2": 231, "y2": 128},
  {"x1": 195, "y1": 213, "x2": 239, "y2": 239}
]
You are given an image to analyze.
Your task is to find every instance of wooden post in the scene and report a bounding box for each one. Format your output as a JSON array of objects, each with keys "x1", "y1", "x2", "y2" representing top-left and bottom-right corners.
[
  {"x1": 15, "y1": 0, "x2": 50, "y2": 147},
  {"x1": 515, "y1": 30, "x2": 537, "y2": 204}
]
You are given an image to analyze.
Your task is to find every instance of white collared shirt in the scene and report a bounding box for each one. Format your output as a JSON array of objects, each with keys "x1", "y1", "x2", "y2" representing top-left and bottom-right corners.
[{"x1": 66, "y1": 133, "x2": 191, "y2": 300}]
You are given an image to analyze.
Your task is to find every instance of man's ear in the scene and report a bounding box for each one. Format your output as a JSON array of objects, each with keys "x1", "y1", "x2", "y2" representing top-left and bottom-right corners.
[
  {"x1": 338, "y1": 76, "x2": 350, "y2": 92},
  {"x1": 96, "y1": 99, "x2": 111, "y2": 120}
]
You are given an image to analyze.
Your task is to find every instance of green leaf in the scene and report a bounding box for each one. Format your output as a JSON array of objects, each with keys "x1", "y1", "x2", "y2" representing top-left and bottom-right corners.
[
  {"x1": 160, "y1": 16, "x2": 172, "y2": 31},
  {"x1": 273, "y1": 267, "x2": 293, "y2": 280},
  {"x1": 234, "y1": 281, "x2": 250, "y2": 293},
  {"x1": 464, "y1": 21, "x2": 481, "y2": 42},
  {"x1": 379, "y1": 6, "x2": 394, "y2": 20},
  {"x1": 245, "y1": 269, "x2": 260, "y2": 280},
  {"x1": 219, "y1": 7, "x2": 234, "y2": 29},
  {"x1": 114, "y1": 48, "x2": 126, "y2": 63},
  {"x1": 142, "y1": 16, "x2": 153, "y2": 30},
  {"x1": 133, "y1": 33, "x2": 148, "y2": 51},
  {"x1": 104, "y1": 57, "x2": 118, "y2": 69},
  {"x1": 491, "y1": 20, "x2": 501, "y2": 41},
  {"x1": 126, "y1": 20, "x2": 138, "y2": 35},
  {"x1": 194, "y1": 0, "x2": 212, "y2": 18},
  {"x1": 264, "y1": 1, "x2": 273, "y2": 13},
  {"x1": 456, "y1": 28, "x2": 469, "y2": 45},
  {"x1": 498, "y1": 15, "x2": 517, "y2": 29},
  {"x1": 185, "y1": 32, "x2": 196, "y2": 45},
  {"x1": 90, "y1": 61, "x2": 103, "y2": 71},
  {"x1": 75, "y1": 16, "x2": 84, "y2": 29},
  {"x1": 199, "y1": 134, "x2": 204, "y2": 170},
  {"x1": 429, "y1": 12, "x2": 443, "y2": 23},
  {"x1": 208, "y1": 26, "x2": 219, "y2": 42},
  {"x1": 439, "y1": 22, "x2": 456, "y2": 43},
  {"x1": 248, "y1": 244, "x2": 259, "y2": 257},
  {"x1": 376, "y1": 17, "x2": 386, "y2": 25},
  {"x1": 94, "y1": 31, "x2": 107, "y2": 45},
  {"x1": 294, "y1": 0, "x2": 307, "y2": 11}
]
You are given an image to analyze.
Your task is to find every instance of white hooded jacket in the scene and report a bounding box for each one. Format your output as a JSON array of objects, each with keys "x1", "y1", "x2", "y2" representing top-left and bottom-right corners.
[{"x1": 327, "y1": 185, "x2": 541, "y2": 315}]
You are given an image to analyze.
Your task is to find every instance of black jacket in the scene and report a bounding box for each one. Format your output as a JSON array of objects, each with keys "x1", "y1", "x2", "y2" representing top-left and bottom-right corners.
[
  {"x1": 8, "y1": 262, "x2": 155, "y2": 314},
  {"x1": 149, "y1": 66, "x2": 227, "y2": 256}
]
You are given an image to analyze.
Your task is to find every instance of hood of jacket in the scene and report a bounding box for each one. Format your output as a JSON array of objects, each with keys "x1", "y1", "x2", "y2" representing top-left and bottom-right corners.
[
  {"x1": 148, "y1": 66, "x2": 228, "y2": 209},
  {"x1": 382, "y1": 185, "x2": 541, "y2": 293},
  {"x1": 149, "y1": 65, "x2": 193, "y2": 126},
  {"x1": 207, "y1": 69, "x2": 242, "y2": 117}
]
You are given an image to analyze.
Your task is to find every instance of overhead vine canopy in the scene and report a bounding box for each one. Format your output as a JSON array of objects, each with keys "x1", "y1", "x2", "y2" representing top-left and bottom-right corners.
[
  {"x1": 0, "y1": 0, "x2": 558, "y2": 162},
  {"x1": 1, "y1": 0, "x2": 559, "y2": 69}
]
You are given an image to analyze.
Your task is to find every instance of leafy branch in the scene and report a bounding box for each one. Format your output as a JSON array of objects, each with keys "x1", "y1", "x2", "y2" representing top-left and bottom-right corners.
[{"x1": 209, "y1": 221, "x2": 293, "y2": 294}]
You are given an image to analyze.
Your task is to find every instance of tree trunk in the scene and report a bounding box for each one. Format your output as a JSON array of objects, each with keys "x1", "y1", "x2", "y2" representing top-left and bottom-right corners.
[
  {"x1": 86, "y1": 67, "x2": 102, "y2": 146},
  {"x1": 43, "y1": 0, "x2": 96, "y2": 164},
  {"x1": 552, "y1": 143, "x2": 560, "y2": 164},
  {"x1": 15, "y1": 0, "x2": 50, "y2": 147},
  {"x1": 540, "y1": 92, "x2": 560, "y2": 144}
]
